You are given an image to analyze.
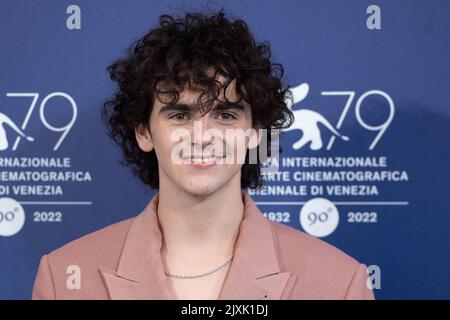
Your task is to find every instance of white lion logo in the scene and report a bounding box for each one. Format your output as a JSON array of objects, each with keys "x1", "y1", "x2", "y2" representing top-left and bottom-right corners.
[
  {"x1": 0, "y1": 112, "x2": 34, "y2": 151},
  {"x1": 283, "y1": 83, "x2": 349, "y2": 150}
]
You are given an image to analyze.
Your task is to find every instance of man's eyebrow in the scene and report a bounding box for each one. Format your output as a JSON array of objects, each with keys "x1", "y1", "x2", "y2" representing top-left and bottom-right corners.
[
  {"x1": 214, "y1": 102, "x2": 245, "y2": 111},
  {"x1": 159, "y1": 103, "x2": 191, "y2": 114},
  {"x1": 159, "y1": 102, "x2": 245, "y2": 114}
]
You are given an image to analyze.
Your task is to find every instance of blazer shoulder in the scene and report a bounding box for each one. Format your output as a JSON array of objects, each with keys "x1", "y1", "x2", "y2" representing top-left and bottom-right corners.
[
  {"x1": 269, "y1": 220, "x2": 361, "y2": 276},
  {"x1": 33, "y1": 217, "x2": 135, "y2": 299},
  {"x1": 269, "y1": 221, "x2": 374, "y2": 299},
  {"x1": 47, "y1": 216, "x2": 135, "y2": 269}
]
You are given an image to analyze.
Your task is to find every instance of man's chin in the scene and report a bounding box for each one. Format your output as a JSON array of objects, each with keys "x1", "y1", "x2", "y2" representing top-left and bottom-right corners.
[{"x1": 182, "y1": 183, "x2": 221, "y2": 197}]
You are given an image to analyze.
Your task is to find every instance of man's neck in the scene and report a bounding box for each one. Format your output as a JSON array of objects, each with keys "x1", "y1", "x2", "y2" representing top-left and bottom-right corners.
[{"x1": 157, "y1": 175, "x2": 245, "y2": 261}]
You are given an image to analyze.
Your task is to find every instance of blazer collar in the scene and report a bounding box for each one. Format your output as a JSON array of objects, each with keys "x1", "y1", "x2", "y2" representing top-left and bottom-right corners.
[{"x1": 99, "y1": 190, "x2": 296, "y2": 300}]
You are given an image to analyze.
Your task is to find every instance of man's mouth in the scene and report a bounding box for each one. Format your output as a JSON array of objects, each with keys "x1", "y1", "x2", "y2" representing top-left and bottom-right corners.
[
  {"x1": 182, "y1": 155, "x2": 226, "y2": 165},
  {"x1": 191, "y1": 157, "x2": 216, "y2": 164}
]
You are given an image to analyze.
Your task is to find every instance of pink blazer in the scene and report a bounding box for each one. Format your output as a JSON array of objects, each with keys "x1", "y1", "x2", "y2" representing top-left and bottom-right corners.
[{"x1": 32, "y1": 191, "x2": 374, "y2": 300}]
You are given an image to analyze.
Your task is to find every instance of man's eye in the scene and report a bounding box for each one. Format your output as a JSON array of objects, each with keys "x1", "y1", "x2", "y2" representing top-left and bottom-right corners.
[
  {"x1": 169, "y1": 113, "x2": 188, "y2": 121},
  {"x1": 218, "y1": 112, "x2": 237, "y2": 120}
]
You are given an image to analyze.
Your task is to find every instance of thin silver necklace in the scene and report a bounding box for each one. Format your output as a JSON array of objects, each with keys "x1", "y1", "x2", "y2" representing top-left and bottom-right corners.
[{"x1": 164, "y1": 255, "x2": 234, "y2": 279}]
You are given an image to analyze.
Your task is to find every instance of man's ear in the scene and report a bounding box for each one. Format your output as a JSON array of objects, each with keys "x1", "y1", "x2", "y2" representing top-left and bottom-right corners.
[
  {"x1": 248, "y1": 124, "x2": 263, "y2": 150},
  {"x1": 135, "y1": 123, "x2": 154, "y2": 152}
]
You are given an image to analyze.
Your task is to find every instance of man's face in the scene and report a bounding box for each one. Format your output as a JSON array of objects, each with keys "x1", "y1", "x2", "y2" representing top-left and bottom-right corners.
[{"x1": 135, "y1": 74, "x2": 261, "y2": 196}]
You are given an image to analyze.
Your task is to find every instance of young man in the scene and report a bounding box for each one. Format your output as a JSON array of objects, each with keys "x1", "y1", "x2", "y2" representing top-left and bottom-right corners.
[{"x1": 32, "y1": 11, "x2": 374, "y2": 300}]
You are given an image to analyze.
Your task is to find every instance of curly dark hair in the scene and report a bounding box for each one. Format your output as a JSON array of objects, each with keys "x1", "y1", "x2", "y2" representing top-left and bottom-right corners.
[{"x1": 101, "y1": 10, "x2": 294, "y2": 190}]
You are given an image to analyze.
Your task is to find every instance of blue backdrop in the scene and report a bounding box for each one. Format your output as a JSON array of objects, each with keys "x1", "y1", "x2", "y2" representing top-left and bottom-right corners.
[{"x1": 0, "y1": 0, "x2": 449, "y2": 299}]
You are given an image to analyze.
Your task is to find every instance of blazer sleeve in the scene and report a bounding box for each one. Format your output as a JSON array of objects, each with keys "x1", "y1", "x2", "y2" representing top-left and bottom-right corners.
[
  {"x1": 32, "y1": 254, "x2": 56, "y2": 300},
  {"x1": 344, "y1": 263, "x2": 375, "y2": 300}
]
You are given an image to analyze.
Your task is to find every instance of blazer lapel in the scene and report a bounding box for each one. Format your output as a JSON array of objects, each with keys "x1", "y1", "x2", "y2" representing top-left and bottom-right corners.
[
  {"x1": 99, "y1": 190, "x2": 297, "y2": 300},
  {"x1": 99, "y1": 192, "x2": 177, "y2": 299},
  {"x1": 218, "y1": 191, "x2": 297, "y2": 300}
]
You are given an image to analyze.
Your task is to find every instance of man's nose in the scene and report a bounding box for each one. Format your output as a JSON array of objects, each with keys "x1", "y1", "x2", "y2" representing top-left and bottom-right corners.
[{"x1": 191, "y1": 116, "x2": 214, "y2": 150}]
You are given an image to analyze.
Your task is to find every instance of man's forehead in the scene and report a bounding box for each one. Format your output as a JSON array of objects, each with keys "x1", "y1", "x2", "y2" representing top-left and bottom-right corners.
[{"x1": 155, "y1": 77, "x2": 246, "y2": 108}]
